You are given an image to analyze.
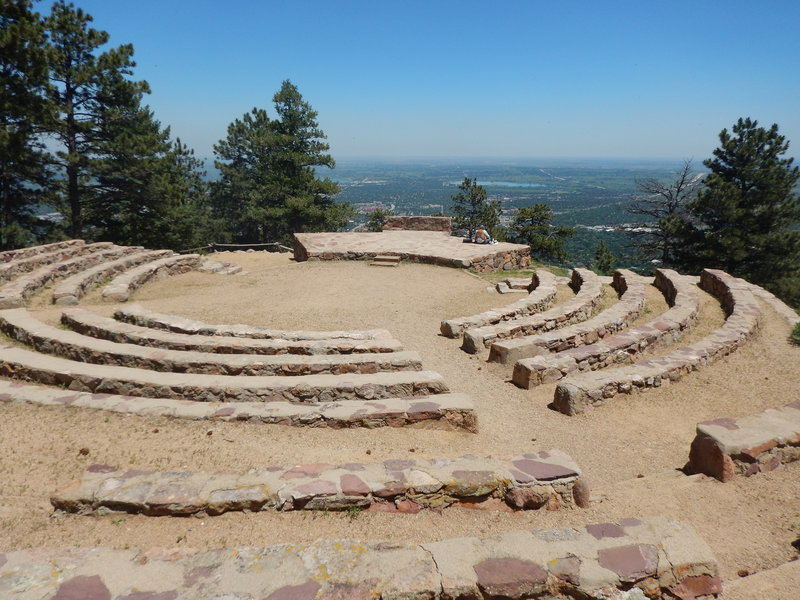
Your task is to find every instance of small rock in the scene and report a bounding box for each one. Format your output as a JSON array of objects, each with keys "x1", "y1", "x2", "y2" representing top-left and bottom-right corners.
[
  {"x1": 206, "y1": 430, "x2": 213, "y2": 436},
  {"x1": 737, "y1": 569, "x2": 749, "y2": 577},
  {"x1": 409, "y1": 448, "x2": 415, "y2": 453},
  {"x1": 152, "y1": 428, "x2": 159, "y2": 434},
  {"x1": 637, "y1": 473, "x2": 644, "y2": 478},
  {"x1": 365, "y1": 449, "x2": 372, "y2": 455},
  {"x1": 78, "y1": 447, "x2": 89, "y2": 456}
]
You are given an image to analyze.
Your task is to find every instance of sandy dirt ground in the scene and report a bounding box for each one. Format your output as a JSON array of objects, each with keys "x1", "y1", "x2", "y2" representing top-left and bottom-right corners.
[{"x1": 2, "y1": 251, "x2": 799, "y2": 596}]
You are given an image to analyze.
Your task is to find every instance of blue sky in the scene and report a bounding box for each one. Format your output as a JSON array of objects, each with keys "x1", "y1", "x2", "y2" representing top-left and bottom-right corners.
[{"x1": 50, "y1": 0, "x2": 800, "y2": 163}]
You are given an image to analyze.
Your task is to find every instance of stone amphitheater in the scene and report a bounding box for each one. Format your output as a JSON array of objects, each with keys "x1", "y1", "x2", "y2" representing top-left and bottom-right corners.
[{"x1": 0, "y1": 219, "x2": 798, "y2": 599}]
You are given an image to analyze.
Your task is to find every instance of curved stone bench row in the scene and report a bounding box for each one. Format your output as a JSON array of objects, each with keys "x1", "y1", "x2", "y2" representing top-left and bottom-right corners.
[
  {"x1": 0, "y1": 518, "x2": 721, "y2": 600},
  {"x1": 553, "y1": 269, "x2": 762, "y2": 415},
  {"x1": 115, "y1": 303, "x2": 394, "y2": 341},
  {"x1": 0, "y1": 309, "x2": 422, "y2": 377},
  {"x1": 489, "y1": 269, "x2": 647, "y2": 365},
  {"x1": 462, "y1": 268, "x2": 603, "y2": 354},
  {"x1": 440, "y1": 269, "x2": 557, "y2": 338},
  {"x1": 0, "y1": 240, "x2": 100, "y2": 284},
  {"x1": 61, "y1": 308, "x2": 405, "y2": 355},
  {"x1": 0, "y1": 379, "x2": 477, "y2": 431},
  {"x1": 53, "y1": 449, "x2": 585, "y2": 516},
  {"x1": 687, "y1": 402, "x2": 800, "y2": 482},
  {"x1": 513, "y1": 269, "x2": 699, "y2": 388},
  {"x1": 0, "y1": 343, "x2": 448, "y2": 403},
  {"x1": 0, "y1": 238, "x2": 83, "y2": 263},
  {"x1": 101, "y1": 253, "x2": 201, "y2": 302},
  {"x1": 746, "y1": 281, "x2": 800, "y2": 326},
  {"x1": 0, "y1": 244, "x2": 139, "y2": 309},
  {"x1": 52, "y1": 249, "x2": 172, "y2": 305}
]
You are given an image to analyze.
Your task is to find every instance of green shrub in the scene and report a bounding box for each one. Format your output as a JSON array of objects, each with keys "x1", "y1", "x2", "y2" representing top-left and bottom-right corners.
[{"x1": 792, "y1": 321, "x2": 800, "y2": 345}]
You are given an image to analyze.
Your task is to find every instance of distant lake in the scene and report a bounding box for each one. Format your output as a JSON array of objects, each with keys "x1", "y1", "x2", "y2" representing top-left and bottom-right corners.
[{"x1": 449, "y1": 180, "x2": 545, "y2": 188}]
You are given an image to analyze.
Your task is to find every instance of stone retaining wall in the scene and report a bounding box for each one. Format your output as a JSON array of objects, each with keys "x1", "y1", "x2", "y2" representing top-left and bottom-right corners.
[
  {"x1": 462, "y1": 268, "x2": 603, "y2": 353},
  {"x1": 0, "y1": 244, "x2": 137, "y2": 309},
  {"x1": 0, "y1": 309, "x2": 423, "y2": 377},
  {"x1": 116, "y1": 304, "x2": 393, "y2": 340},
  {"x1": 52, "y1": 249, "x2": 171, "y2": 305},
  {"x1": 62, "y1": 308, "x2": 405, "y2": 355},
  {"x1": 101, "y1": 254, "x2": 200, "y2": 302},
  {"x1": 512, "y1": 269, "x2": 698, "y2": 387},
  {"x1": 0, "y1": 517, "x2": 721, "y2": 600},
  {"x1": 383, "y1": 215, "x2": 452, "y2": 232},
  {"x1": 469, "y1": 247, "x2": 531, "y2": 273},
  {"x1": 53, "y1": 449, "x2": 585, "y2": 515},
  {"x1": 490, "y1": 269, "x2": 646, "y2": 365},
  {"x1": 0, "y1": 343, "x2": 449, "y2": 403},
  {"x1": 688, "y1": 402, "x2": 800, "y2": 481},
  {"x1": 0, "y1": 379, "x2": 477, "y2": 431},
  {"x1": 440, "y1": 269, "x2": 557, "y2": 337},
  {"x1": 553, "y1": 269, "x2": 761, "y2": 415}
]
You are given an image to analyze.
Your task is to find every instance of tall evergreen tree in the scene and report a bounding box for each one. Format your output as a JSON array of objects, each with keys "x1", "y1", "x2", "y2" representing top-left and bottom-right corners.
[
  {"x1": 0, "y1": 0, "x2": 52, "y2": 249},
  {"x1": 213, "y1": 80, "x2": 351, "y2": 244},
  {"x1": 508, "y1": 203, "x2": 574, "y2": 263},
  {"x1": 450, "y1": 177, "x2": 501, "y2": 236},
  {"x1": 44, "y1": 0, "x2": 148, "y2": 238},
  {"x1": 674, "y1": 118, "x2": 800, "y2": 301}
]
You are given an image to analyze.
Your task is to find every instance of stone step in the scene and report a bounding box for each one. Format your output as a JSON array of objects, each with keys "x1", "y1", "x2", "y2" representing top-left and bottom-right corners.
[
  {"x1": 688, "y1": 402, "x2": 800, "y2": 482},
  {"x1": 0, "y1": 517, "x2": 720, "y2": 600},
  {"x1": 0, "y1": 308, "x2": 422, "y2": 376},
  {"x1": 52, "y1": 249, "x2": 171, "y2": 305},
  {"x1": 0, "y1": 343, "x2": 449, "y2": 403},
  {"x1": 0, "y1": 379, "x2": 477, "y2": 430},
  {"x1": 491, "y1": 269, "x2": 647, "y2": 366},
  {"x1": 0, "y1": 243, "x2": 132, "y2": 308},
  {"x1": 101, "y1": 254, "x2": 201, "y2": 302},
  {"x1": 441, "y1": 269, "x2": 557, "y2": 338},
  {"x1": 115, "y1": 303, "x2": 394, "y2": 340},
  {"x1": 52, "y1": 449, "x2": 584, "y2": 516},
  {"x1": 370, "y1": 254, "x2": 401, "y2": 267},
  {"x1": 553, "y1": 269, "x2": 761, "y2": 416},
  {"x1": 62, "y1": 307, "x2": 406, "y2": 355},
  {"x1": 461, "y1": 268, "x2": 603, "y2": 353},
  {"x1": 0, "y1": 240, "x2": 94, "y2": 284},
  {"x1": 511, "y1": 269, "x2": 699, "y2": 387},
  {"x1": 0, "y1": 239, "x2": 84, "y2": 263}
]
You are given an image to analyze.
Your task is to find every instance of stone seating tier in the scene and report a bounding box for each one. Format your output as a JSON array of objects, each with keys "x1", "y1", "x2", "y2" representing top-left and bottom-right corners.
[
  {"x1": 0, "y1": 240, "x2": 101, "y2": 284},
  {"x1": 0, "y1": 243, "x2": 140, "y2": 309},
  {"x1": 52, "y1": 449, "x2": 585, "y2": 516},
  {"x1": 101, "y1": 253, "x2": 201, "y2": 302},
  {"x1": 115, "y1": 303, "x2": 394, "y2": 340},
  {"x1": 61, "y1": 308, "x2": 406, "y2": 355},
  {"x1": 688, "y1": 402, "x2": 800, "y2": 481},
  {"x1": 462, "y1": 268, "x2": 603, "y2": 353},
  {"x1": 52, "y1": 249, "x2": 171, "y2": 305},
  {"x1": 512, "y1": 269, "x2": 699, "y2": 387},
  {"x1": 552, "y1": 269, "x2": 761, "y2": 415},
  {"x1": 0, "y1": 343, "x2": 448, "y2": 403},
  {"x1": 440, "y1": 269, "x2": 557, "y2": 338},
  {"x1": 0, "y1": 379, "x2": 477, "y2": 431},
  {"x1": 490, "y1": 269, "x2": 646, "y2": 365},
  {"x1": 0, "y1": 517, "x2": 721, "y2": 600},
  {"x1": 0, "y1": 309, "x2": 422, "y2": 376},
  {"x1": 0, "y1": 238, "x2": 83, "y2": 263}
]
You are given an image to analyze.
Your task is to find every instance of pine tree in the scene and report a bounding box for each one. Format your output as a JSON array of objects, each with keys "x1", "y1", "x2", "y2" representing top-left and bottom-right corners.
[
  {"x1": 212, "y1": 80, "x2": 352, "y2": 244},
  {"x1": 44, "y1": 0, "x2": 148, "y2": 238},
  {"x1": 508, "y1": 203, "x2": 574, "y2": 263},
  {"x1": 592, "y1": 240, "x2": 615, "y2": 275},
  {"x1": 675, "y1": 118, "x2": 800, "y2": 301},
  {"x1": 450, "y1": 177, "x2": 501, "y2": 237},
  {"x1": 0, "y1": 0, "x2": 52, "y2": 249}
]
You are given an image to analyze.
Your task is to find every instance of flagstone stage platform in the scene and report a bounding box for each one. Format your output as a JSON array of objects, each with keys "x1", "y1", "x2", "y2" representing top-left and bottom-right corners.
[{"x1": 293, "y1": 231, "x2": 531, "y2": 272}]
